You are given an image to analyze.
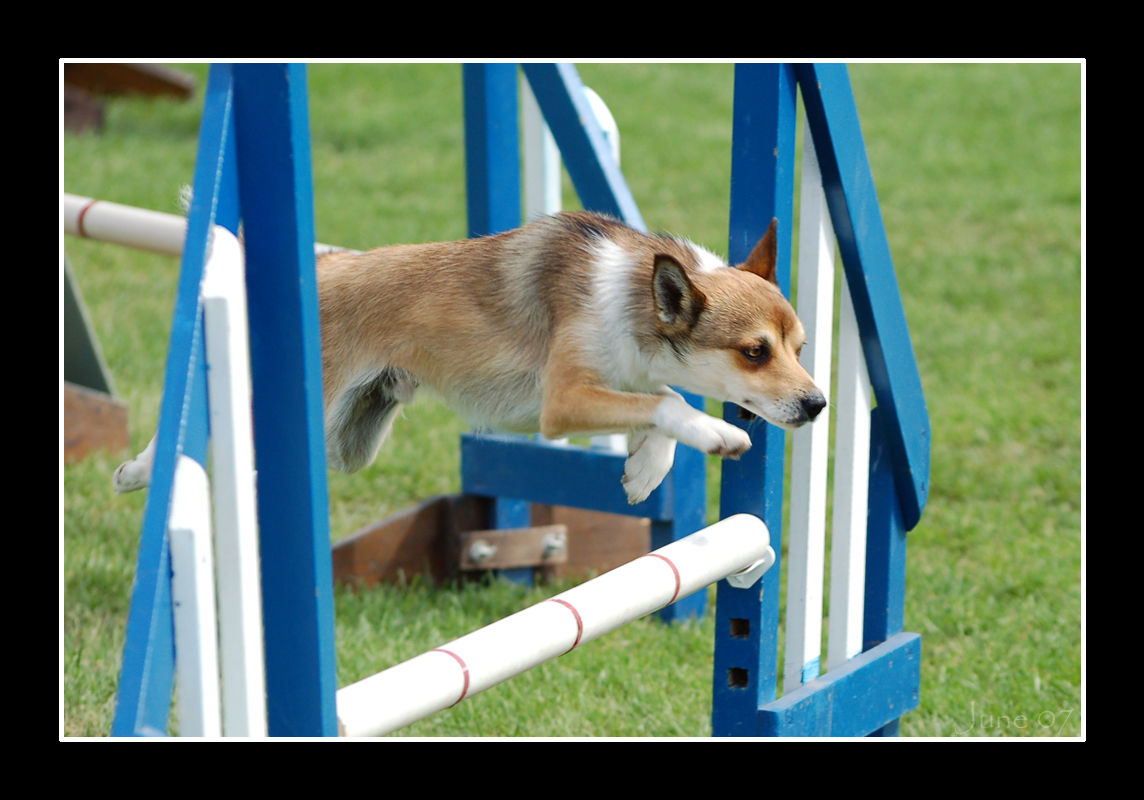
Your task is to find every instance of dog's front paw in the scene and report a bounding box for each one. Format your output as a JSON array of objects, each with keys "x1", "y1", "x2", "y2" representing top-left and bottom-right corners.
[
  {"x1": 682, "y1": 416, "x2": 752, "y2": 459},
  {"x1": 622, "y1": 431, "x2": 676, "y2": 504},
  {"x1": 652, "y1": 393, "x2": 752, "y2": 459}
]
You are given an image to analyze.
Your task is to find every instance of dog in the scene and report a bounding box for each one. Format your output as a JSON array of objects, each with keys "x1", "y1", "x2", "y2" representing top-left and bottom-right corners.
[{"x1": 115, "y1": 212, "x2": 825, "y2": 503}]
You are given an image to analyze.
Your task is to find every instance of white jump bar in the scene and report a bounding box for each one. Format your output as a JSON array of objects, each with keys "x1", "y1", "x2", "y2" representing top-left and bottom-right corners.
[
  {"x1": 337, "y1": 514, "x2": 774, "y2": 737},
  {"x1": 63, "y1": 193, "x2": 352, "y2": 257}
]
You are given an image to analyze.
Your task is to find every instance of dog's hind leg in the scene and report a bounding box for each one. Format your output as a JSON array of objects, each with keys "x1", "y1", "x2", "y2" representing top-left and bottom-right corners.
[
  {"x1": 326, "y1": 368, "x2": 417, "y2": 473},
  {"x1": 114, "y1": 433, "x2": 157, "y2": 493}
]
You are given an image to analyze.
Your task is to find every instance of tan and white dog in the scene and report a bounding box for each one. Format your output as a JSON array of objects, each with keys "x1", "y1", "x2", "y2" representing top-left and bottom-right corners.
[{"x1": 115, "y1": 212, "x2": 825, "y2": 503}]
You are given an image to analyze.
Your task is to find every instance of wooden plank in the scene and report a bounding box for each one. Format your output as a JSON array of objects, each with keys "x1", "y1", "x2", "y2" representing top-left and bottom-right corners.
[
  {"x1": 533, "y1": 505, "x2": 650, "y2": 581},
  {"x1": 463, "y1": 64, "x2": 521, "y2": 238},
  {"x1": 712, "y1": 62, "x2": 797, "y2": 737},
  {"x1": 332, "y1": 495, "x2": 490, "y2": 587},
  {"x1": 458, "y1": 525, "x2": 568, "y2": 571},
  {"x1": 167, "y1": 456, "x2": 222, "y2": 737},
  {"x1": 783, "y1": 119, "x2": 835, "y2": 693},
  {"x1": 827, "y1": 276, "x2": 871, "y2": 672},
  {"x1": 462, "y1": 433, "x2": 672, "y2": 520},
  {"x1": 231, "y1": 63, "x2": 337, "y2": 738},
  {"x1": 757, "y1": 632, "x2": 920, "y2": 737},
  {"x1": 63, "y1": 381, "x2": 129, "y2": 461},
  {"x1": 201, "y1": 228, "x2": 266, "y2": 736},
  {"x1": 331, "y1": 495, "x2": 652, "y2": 586},
  {"x1": 795, "y1": 64, "x2": 930, "y2": 530}
]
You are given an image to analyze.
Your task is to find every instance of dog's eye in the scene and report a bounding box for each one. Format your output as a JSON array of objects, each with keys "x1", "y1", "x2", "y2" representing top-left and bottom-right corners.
[{"x1": 742, "y1": 344, "x2": 770, "y2": 364}]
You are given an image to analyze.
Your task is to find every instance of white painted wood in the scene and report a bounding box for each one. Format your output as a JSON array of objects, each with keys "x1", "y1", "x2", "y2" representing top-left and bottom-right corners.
[
  {"x1": 826, "y1": 276, "x2": 871, "y2": 671},
  {"x1": 522, "y1": 78, "x2": 561, "y2": 223},
  {"x1": 337, "y1": 515, "x2": 772, "y2": 737},
  {"x1": 169, "y1": 455, "x2": 222, "y2": 737},
  {"x1": 201, "y1": 227, "x2": 268, "y2": 737},
  {"x1": 784, "y1": 123, "x2": 835, "y2": 694}
]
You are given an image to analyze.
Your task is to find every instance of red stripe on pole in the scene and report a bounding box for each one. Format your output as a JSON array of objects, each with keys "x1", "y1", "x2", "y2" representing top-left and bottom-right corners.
[
  {"x1": 76, "y1": 199, "x2": 98, "y2": 238},
  {"x1": 431, "y1": 649, "x2": 470, "y2": 705},
  {"x1": 548, "y1": 598, "x2": 584, "y2": 652},
  {"x1": 646, "y1": 553, "x2": 682, "y2": 604}
]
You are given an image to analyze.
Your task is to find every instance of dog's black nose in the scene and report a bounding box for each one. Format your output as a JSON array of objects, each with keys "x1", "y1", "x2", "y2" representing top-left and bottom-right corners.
[{"x1": 802, "y1": 393, "x2": 827, "y2": 421}]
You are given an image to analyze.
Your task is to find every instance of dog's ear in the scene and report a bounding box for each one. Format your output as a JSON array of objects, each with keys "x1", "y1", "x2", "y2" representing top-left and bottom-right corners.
[
  {"x1": 653, "y1": 255, "x2": 705, "y2": 333},
  {"x1": 739, "y1": 218, "x2": 779, "y2": 286}
]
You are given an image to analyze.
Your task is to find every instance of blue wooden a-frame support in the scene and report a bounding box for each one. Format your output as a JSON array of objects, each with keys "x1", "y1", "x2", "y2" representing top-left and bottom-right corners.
[{"x1": 112, "y1": 64, "x2": 338, "y2": 737}]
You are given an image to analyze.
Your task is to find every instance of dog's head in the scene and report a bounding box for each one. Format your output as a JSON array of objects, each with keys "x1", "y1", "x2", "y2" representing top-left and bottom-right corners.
[{"x1": 651, "y1": 219, "x2": 827, "y2": 429}]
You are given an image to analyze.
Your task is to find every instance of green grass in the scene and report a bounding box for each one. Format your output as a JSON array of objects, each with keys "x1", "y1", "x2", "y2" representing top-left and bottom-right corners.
[{"x1": 62, "y1": 62, "x2": 1082, "y2": 738}]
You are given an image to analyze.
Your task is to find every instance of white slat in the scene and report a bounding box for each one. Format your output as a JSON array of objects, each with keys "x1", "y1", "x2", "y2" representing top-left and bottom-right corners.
[
  {"x1": 522, "y1": 78, "x2": 561, "y2": 222},
  {"x1": 784, "y1": 122, "x2": 836, "y2": 693},
  {"x1": 201, "y1": 228, "x2": 268, "y2": 736},
  {"x1": 169, "y1": 455, "x2": 222, "y2": 737},
  {"x1": 826, "y1": 276, "x2": 871, "y2": 670}
]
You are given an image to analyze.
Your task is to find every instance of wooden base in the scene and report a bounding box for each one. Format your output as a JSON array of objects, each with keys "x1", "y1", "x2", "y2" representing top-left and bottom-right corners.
[
  {"x1": 64, "y1": 381, "x2": 129, "y2": 462},
  {"x1": 331, "y1": 494, "x2": 650, "y2": 587}
]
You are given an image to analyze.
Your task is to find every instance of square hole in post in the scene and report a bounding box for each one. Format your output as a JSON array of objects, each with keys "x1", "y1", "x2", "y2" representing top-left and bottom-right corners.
[
  {"x1": 730, "y1": 618, "x2": 750, "y2": 639},
  {"x1": 727, "y1": 667, "x2": 749, "y2": 688}
]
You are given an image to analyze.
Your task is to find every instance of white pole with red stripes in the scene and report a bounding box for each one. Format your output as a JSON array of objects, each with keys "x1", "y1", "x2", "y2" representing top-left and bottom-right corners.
[{"x1": 336, "y1": 514, "x2": 774, "y2": 737}]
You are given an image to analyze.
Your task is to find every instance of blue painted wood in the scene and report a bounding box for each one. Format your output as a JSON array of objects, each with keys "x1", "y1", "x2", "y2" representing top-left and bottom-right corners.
[
  {"x1": 862, "y1": 399, "x2": 911, "y2": 736},
  {"x1": 757, "y1": 632, "x2": 921, "y2": 737},
  {"x1": 520, "y1": 64, "x2": 645, "y2": 231},
  {"x1": 864, "y1": 407, "x2": 909, "y2": 651},
  {"x1": 712, "y1": 63, "x2": 798, "y2": 737},
  {"x1": 463, "y1": 64, "x2": 521, "y2": 238},
  {"x1": 230, "y1": 64, "x2": 338, "y2": 737},
  {"x1": 462, "y1": 434, "x2": 672, "y2": 521},
  {"x1": 112, "y1": 65, "x2": 238, "y2": 736},
  {"x1": 795, "y1": 64, "x2": 930, "y2": 532}
]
